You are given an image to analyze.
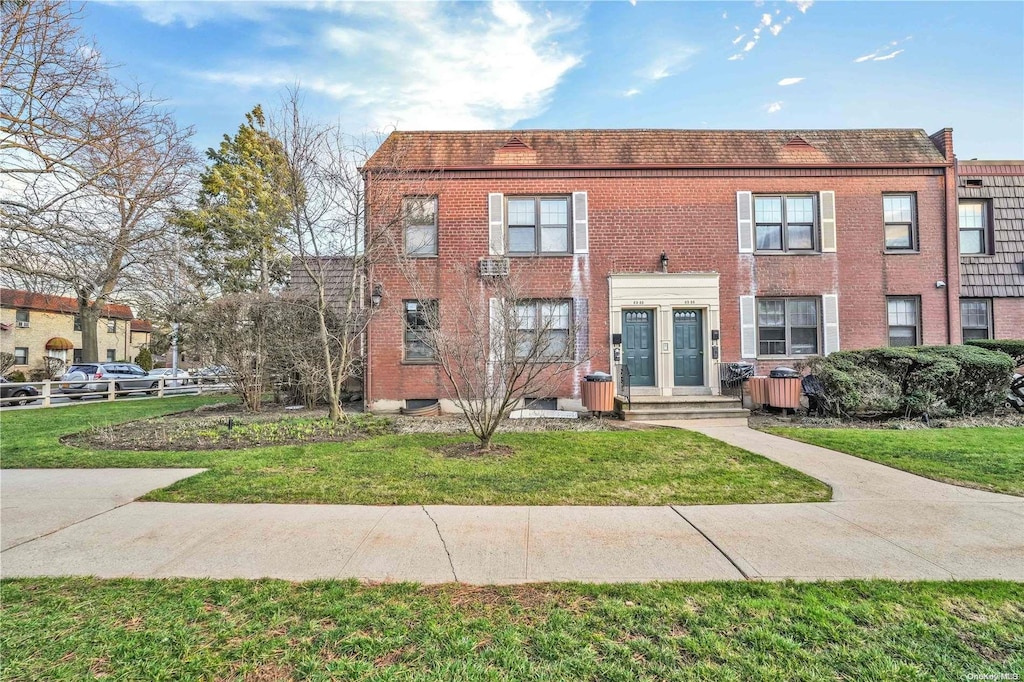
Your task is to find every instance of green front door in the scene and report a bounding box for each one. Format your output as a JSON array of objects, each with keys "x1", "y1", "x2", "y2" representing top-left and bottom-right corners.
[
  {"x1": 623, "y1": 309, "x2": 655, "y2": 387},
  {"x1": 673, "y1": 309, "x2": 704, "y2": 386}
]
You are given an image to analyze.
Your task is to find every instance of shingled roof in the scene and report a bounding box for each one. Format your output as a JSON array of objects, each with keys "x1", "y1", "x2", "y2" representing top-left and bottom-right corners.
[
  {"x1": 364, "y1": 129, "x2": 948, "y2": 170},
  {"x1": 0, "y1": 288, "x2": 135, "y2": 319}
]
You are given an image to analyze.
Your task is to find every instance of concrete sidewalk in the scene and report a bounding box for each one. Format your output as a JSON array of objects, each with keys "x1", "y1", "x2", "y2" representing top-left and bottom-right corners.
[{"x1": 2, "y1": 423, "x2": 1022, "y2": 583}]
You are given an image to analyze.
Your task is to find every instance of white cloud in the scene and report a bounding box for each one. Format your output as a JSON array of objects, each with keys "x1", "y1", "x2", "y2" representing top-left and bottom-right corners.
[
  {"x1": 185, "y1": 2, "x2": 582, "y2": 130},
  {"x1": 732, "y1": 34, "x2": 746, "y2": 45},
  {"x1": 743, "y1": 40, "x2": 757, "y2": 52},
  {"x1": 761, "y1": 13, "x2": 772, "y2": 26},
  {"x1": 722, "y1": 11, "x2": 728, "y2": 19},
  {"x1": 777, "y1": 77, "x2": 804, "y2": 86},
  {"x1": 728, "y1": 53, "x2": 744, "y2": 61},
  {"x1": 873, "y1": 49, "x2": 904, "y2": 61},
  {"x1": 640, "y1": 46, "x2": 700, "y2": 81},
  {"x1": 766, "y1": 101, "x2": 783, "y2": 113},
  {"x1": 770, "y1": 24, "x2": 783, "y2": 36},
  {"x1": 788, "y1": 0, "x2": 814, "y2": 13},
  {"x1": 623, "y1": 88, "x2": 641, "y2": 97}
]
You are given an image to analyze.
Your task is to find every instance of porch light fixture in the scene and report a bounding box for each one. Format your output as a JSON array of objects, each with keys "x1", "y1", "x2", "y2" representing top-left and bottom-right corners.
[
  {"x1": 370, "y1": 283, "x2": 384, "y2": 307},
  {"x1": 660, "y1": 252, "x2": 669, "y2": 273}
]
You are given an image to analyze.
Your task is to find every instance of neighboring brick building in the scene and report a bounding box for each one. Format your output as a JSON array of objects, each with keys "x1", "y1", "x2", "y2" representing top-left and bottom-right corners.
[
  {"x1": 362, "y1": 128, "x2": 961, "y2": 412},
  {"x1": 956, "y1": 161, "x2": 1024, "y2": 340},
  {"x1": 0, "y1": 289, "x2": 151, "y2": 377}
]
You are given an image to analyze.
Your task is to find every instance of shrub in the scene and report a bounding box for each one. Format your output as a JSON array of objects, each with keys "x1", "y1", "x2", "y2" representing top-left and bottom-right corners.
[
  {"x1": 965, "y1": 339, "x2": 1024, "y2": 367},
  {"x1": 135, "y1": 347, "x2": 154, "y2": 371},
  {"x1": 803, "y1": 345, "x2": 1014, "y2": 418},
  {"x1": 6, "y1": 370, "x2": 27, "y2": 383}
]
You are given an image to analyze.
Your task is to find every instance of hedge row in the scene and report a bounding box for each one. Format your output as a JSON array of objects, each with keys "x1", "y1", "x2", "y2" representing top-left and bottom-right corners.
[
  {"x1": 803, "y1": 345, "x2": 1014, "y2": 418},
  {"x1": 964, "y1": 339, "x2": 1024, "y2": 367}
]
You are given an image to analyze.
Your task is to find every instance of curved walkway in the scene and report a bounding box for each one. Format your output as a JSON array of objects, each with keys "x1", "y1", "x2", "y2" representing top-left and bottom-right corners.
[{"x1": 2, "y1": 421, "x2": 1022, "y2": 583}]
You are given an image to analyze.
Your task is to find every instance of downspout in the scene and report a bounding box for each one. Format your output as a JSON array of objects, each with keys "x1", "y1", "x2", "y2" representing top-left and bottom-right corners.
[{"x1": 363, "y1": 169, "x2": 372, "y2": 410}]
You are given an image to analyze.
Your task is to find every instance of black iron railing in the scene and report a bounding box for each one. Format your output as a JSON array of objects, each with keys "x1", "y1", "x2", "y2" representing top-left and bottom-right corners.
[
  {"x1": 617, "y1": 363, "x2": 631, "y2": 407},
  {"x1": 718, "y1": 362, "x2": 754, "y2": 398}
]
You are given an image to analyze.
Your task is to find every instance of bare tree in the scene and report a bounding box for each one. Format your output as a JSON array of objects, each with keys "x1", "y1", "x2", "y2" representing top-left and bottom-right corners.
[
  {"x1": 410, "y1": 263, "x2": 589, "y2": 451},
  {"x1": 274, "y1": 90, "x2": 418, "y2": 420},
  {"x1": 2, "y1": 1, "x2": 199, "y2": 361}
]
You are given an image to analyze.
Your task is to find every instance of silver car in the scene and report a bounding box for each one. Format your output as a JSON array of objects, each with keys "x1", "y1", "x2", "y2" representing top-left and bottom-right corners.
[
  {"x1": 60, "y1": 362, "x2": 155, "y2": 399},
  {"x1": 146, "y1": 368, "x2": 190, "y2": 388}
]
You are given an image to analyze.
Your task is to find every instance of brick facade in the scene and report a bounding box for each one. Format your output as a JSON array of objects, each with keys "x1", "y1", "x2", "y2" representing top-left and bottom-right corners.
[{"x1": 363, "y1": 129, "x2": 960, "y2": 412}]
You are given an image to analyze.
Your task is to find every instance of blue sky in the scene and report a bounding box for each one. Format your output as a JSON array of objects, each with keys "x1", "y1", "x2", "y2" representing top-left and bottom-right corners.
[{"x1": 84, "y1": 1, "x2": 1023, "y2": 158}]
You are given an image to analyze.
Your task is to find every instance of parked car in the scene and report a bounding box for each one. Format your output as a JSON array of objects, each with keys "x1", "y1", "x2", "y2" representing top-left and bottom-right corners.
[
  {"x1": 146, "y1": 368, "x2": 191, "y2": 389},
  {"x1": 59, "y1": 363, "x2": 154, "y2": 399},
  {"x1": 191, "y1": 365, "x2": 233, "y2": 384},
  {"x1": 0, "y1": 377, "x2": 40, "y2": 406}
]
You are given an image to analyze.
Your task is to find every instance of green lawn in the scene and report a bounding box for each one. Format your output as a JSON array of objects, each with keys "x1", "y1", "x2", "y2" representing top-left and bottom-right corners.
[
  {"x1": 1, "y1": 397, "x2": 828, "y2": 505},
  {"x1": 766, "y1": 426, "x2": 1024, "y2": 497},
  {"x1": 2, "y1": 578, "x2": 1021, "y2": 681}
]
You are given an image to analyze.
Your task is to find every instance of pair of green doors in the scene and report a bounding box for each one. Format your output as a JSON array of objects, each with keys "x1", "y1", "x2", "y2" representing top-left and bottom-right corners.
[{"x1": 622, "y1": 309, "x2": 703, "y2": 387}]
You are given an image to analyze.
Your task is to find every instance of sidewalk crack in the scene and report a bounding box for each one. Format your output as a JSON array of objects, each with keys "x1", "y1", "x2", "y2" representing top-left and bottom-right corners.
[
  {"x1": 670, "y1": 506, "x2": 752, "y2": 581},
  {"x1": 422, "y1": 506, "x2": 458, "y2": 582}
]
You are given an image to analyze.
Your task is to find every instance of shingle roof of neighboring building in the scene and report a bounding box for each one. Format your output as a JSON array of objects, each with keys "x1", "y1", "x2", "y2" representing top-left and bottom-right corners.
[
  {"x1": 0, "y1": 288, "x2": 135, "y2": 319},
  {"x1": 364, "y1": 129, "x2": 949, "y2": 170},
  {"x1": 130, "y1": 319, "x2": 153, "y2": 332},
  {"x1": 959, "y1": 161, "x2": 1024, "y2": 175}
]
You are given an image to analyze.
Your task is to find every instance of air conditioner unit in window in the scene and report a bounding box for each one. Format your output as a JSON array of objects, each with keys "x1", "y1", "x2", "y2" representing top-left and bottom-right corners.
[
  {"x1": 478, "y1": 257, "x2": 510, "y2": 277},
  {"x1": 16, "y1": 321, "x2": 29, "y2": 328}
]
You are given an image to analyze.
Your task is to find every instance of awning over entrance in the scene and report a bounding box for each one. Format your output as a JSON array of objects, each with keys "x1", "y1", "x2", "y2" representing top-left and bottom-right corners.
[{"x1": 45, "y1": 337, "x2": 74, "y2": 351}]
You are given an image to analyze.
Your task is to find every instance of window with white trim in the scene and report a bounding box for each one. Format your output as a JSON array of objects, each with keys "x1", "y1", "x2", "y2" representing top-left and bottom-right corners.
[
  {"x1": 757, "y1": 298, "x2": 819, "y2": 356},
  {"x1": 14, "y1": 347, "x2": 28, "y2": 365},
  {"x1": 507, "y1": 196, "x2": 571, "y2": 255},
  {"x1": 15, "y1": 309, "x2": 29, "y2": 327},
  {"x1": 106, "y1": 318, "x2": 117, "y2": 333},
  {"x1": 887, "y1": 297, "x2": 920, "y2": 346},
  {"x1": 883, "y1": 193, "x2": 917, "y2": 251},
  {"x1": 403, "y1": 196, "x2": 438, "y2": 256},
  {"x1": 515, "y1": 299, "x2": 571, "y2": 360},
  {"x1": 754, "y1": 195, "x2": 817, "y2": 252},
  {"x1": 960, "y1": 299, "x2": 992, "y2": 340},
  {"x1": 403, "y1": 300, "x2": 437, "y2": 362},
  {"x1": 106, "y1": 349, "x2": 116, "y2": 362},
  {"x1": 959, "y1": 200, "x2": 989, "y2": 255}
]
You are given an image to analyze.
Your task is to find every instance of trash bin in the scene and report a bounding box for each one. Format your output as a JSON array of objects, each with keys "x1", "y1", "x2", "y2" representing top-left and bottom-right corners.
[
  {"x1": 747, "y1": 376, "x2": 769, "y2": 406},
  {"x1": 581, "y1": 372, "x2": 615, "y2": 412},
  {"x1": 767, "y1": 366, "x2": 802, "y2": 410}
]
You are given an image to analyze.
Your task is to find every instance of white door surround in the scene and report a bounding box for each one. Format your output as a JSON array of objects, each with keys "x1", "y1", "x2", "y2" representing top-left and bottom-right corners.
[{"x1": 608, "y1": 272, "x2": 721, "y2": 397}]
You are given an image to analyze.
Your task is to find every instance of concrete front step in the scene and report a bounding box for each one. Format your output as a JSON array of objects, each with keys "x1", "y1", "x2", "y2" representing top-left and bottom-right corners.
[{"x1": 621, "y1": 407, "x2": 750, "y2": 421}]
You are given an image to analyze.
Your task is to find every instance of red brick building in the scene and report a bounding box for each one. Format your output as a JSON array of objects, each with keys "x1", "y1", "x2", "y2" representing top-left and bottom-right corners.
[
  {"x1": 956, "y1": 161, "x2": 1024, "y2": 340},
  {"x1": 362, "y1": 128, "x2": 961, "y2": 412}
]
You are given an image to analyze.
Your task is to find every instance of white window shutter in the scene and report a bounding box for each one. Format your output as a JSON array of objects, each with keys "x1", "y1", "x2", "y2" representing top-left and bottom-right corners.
[
  {"x1": 488, "y1": 193, "x2": 504, "y2": 255},
  {"x1": 572, "y1": 191, "x2": 589, "y2": 254},
  {"x1": 488, "y1": 297, "x2": 501, "y2": 389},
  {"x1": 737, "y1": 191, "x2": 754, "y2": 253},
  {"x1": 822, "y1": 294, "x2": 840, "y2": 355},
  {"x1": 740, "y1": 295, "x2": 756, "y2": 359},
  {"x1": 820, "y1": 191, "x2": 837, "y2": 253}
]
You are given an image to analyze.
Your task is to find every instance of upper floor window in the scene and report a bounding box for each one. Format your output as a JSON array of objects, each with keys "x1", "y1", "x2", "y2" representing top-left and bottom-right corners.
[
  {"x1": 887, "y1": 296, "x2": 920, "y2": 346},
  {"x1": 403, "y1": 299, "x2": 437, "y2": 362},
  {"x1": 507, "y1": 196, "x2": 570, "y2": 255},
  {"x1": 960, "y1": 299, "x2": 992, "y2": 340},
  {"x1": 15, "y1": 309, "x2": 29, "y2": 327},
  {"x1": 757, "y1": 298, "x2": 819, "y2": 357},
  {"x1": 883, "y1": 193, "x2": 917, "y2": 251},
  {"x1": 403, "y1": 196, "x2": 437, "y2": 257},
  {"x1": 73, "y1": 314, "x2": 82, "y2": 331},
  {"x1": 106, "y1": 319, "x2": 117, "y2": 334},
  {"x1": 515, "y1": 299, "x2": 572, "y2": 360},
  {"x1": 959, "y1": 200, "x2": 989, "y2": 255},
  {"x1": 754, "y1": 195, "x2": 817, "y2": 252}
]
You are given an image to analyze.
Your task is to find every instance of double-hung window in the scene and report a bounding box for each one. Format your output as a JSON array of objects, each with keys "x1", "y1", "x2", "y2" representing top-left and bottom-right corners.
[
  {"x1": 757, "y1": 298, "x2": 819, "y2": 356},
  {"x1": 960, "y1": 299, "x2": 992, "y2": 340},
  {"x1": 754, "y1": 195, "x2": 817, "y2": 252},
  {"x1": 106, "y1": 319, "x2": 117, "y2": 333},
  {"x1": 887, "y1": 297, "x2": 920, "y2": 346},
  {"x1": 959, "y1": 200, "x2": 989, "y2": 255},
  {"x1": 106, "y1": 349, "x2": 117, "y2": 362},
  {"x1": 15, "y1": 309, "x2": 29, "y2": 327},
  {"x1": 73, "y1": 314, "x2": 82, "y2": 331},
  {"x1": 883, "y1": 193, "x2": 916, "y2": 251},
  {"x1": 404, "y1": 196, "x2": 438, "y2": 256},
  {"x1": 507, "y1": 197, "x2": 570, "y2": 255},
  {"x1": 14, "y1": 347, "x2": 28, "y2": 365},
  {"x1": 515, "y1": 300, "x2": 571, "y2": 360},
  {"x1": 403, "y1": 300, "x2": 437, "y2": 362}
]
